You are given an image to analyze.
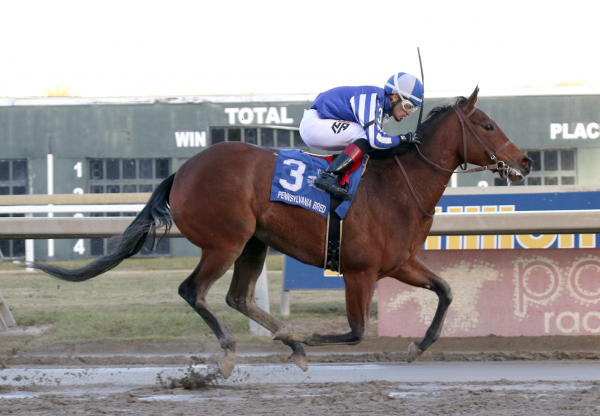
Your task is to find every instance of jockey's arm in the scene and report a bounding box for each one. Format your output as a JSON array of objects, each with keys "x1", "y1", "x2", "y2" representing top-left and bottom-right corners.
[
  {"x1": 366, "y1": 123, "x2": 401, "y2": 150},
  {"x1": 349, "y1": 92, "x2": 411, "y2": 150}
]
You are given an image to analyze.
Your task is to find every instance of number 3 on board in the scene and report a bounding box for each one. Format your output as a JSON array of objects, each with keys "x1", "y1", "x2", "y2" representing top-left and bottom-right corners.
[{"x1": 279, "y1": 159, "x2": 306, "y2": 192}]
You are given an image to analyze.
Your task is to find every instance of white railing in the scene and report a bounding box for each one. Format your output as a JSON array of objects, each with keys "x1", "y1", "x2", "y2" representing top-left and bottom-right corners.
[
  {"x1": 2, "y1": 193, "x2": 600, "y2": 264},
  {"x1": 1, "y1": 209, "x2": 599, "y2": 238},
  {"x1": 0, "y1": 205, "x2": 145, "y2": 214}
]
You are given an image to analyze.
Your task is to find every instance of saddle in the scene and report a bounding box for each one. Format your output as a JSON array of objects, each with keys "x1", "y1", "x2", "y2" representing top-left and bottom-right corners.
[{"x1": 269, "y1": 149, "x2": 369, "y2": 273}]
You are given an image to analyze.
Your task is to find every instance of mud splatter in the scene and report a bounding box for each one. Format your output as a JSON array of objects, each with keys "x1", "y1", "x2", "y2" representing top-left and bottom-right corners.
[{"x1": 157, "y1": 365, "x2": 222, "y2": 390}]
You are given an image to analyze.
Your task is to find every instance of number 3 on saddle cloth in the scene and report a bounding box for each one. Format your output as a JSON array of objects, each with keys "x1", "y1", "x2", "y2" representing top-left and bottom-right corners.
[{"x1": 270, "y1": 149, "x2": 369, "y2": 272}]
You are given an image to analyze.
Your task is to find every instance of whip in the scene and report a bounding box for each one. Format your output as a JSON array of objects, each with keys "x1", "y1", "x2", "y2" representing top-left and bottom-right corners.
[{"x1": 417, "y1": 47, "x2": 425, "y2": 128}]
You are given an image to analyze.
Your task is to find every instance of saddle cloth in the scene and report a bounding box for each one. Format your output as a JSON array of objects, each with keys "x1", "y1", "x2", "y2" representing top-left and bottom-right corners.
[{"x1": 270, "y1": 149, "x2": 367, "y2": 218}]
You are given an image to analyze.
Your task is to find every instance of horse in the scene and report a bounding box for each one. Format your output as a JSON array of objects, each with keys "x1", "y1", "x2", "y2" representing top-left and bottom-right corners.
[{"x1": 30, "y1": 87, "x2": 532, "y2": 378}]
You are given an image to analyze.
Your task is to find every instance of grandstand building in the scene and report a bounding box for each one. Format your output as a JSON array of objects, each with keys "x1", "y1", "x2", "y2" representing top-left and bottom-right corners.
[{"x1": 2, "y1": 87, "x2": 599, "y2": 260}]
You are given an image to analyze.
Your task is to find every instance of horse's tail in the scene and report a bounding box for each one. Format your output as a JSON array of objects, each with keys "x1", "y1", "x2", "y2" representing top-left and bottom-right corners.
[{"x1": 28, "y1": 173, "x2": 176, "y2": 282}]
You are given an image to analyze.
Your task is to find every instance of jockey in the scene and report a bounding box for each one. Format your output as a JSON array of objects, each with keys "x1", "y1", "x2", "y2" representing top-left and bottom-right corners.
[{"x1": 299, "y1": 72, "x2": 424, "y2": 200}]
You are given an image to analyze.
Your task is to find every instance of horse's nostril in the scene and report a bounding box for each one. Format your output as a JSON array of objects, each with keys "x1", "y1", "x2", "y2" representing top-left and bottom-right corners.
[{"x1": 521, "y1": 158, "x2": 532, "y2": 170}]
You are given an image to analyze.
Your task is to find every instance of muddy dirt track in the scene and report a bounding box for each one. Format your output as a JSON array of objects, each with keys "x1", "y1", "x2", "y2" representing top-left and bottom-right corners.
[
  {"x1": 1, "y1": 362, "x2": 600, "y2": 415},
  {"x1": 2, "y1": 380, "x2": 598, "y2": 416},
  {"x1": 1, "y1": 336, "x2": 600, "y2": 415}
]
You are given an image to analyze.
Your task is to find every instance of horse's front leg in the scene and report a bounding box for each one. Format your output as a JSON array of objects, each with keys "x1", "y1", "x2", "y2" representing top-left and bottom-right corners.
[
  {"x1": 388, "y1": 255, "x2": 453, "y2": 362},
  {"x1": 273, "y1": 271, "x2": 377, "y2": 346}
]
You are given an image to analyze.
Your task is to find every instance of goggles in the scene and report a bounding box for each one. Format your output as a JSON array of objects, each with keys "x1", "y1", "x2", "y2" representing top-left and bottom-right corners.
[{"x1": 398, "y1": 94, "x2": 418, "y2": 113}]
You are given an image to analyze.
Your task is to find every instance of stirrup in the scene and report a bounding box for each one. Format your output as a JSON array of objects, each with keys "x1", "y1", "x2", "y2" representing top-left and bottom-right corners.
[{"x1": 314, "y1": 172, "x2": 352, "y2": 201}]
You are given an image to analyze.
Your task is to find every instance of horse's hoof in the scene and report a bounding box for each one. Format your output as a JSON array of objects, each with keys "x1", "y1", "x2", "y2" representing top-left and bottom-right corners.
[
  {"x1": 407, "y1": 342, "x2": 423, "y2": 363},
  {"x1": 219, "y1": 351, "x2": 237, "y2": 379},
  {"x1": 273, "y1": 325, "x2": 303, "y2": 343},
  {"x1": 290, "y1": 352, "x2": 308, "y2": 372}
]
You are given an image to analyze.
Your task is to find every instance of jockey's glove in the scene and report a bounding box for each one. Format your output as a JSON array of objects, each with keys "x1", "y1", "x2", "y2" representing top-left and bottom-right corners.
[{"x1": 399, "y1": 131, "x2": 421, "y2": 145}]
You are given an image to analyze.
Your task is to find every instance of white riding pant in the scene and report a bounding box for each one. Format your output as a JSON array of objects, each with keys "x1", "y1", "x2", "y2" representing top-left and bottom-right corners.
[{"x1": 299, "y1": 109, "x2": 366, "y2": 151}]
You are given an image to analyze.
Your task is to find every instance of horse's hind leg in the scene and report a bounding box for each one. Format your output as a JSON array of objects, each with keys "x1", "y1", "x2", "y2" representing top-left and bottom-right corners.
[
  {"x1": 388, "y1": 256, "x2": 453, "y2": 363},
  {"x1": 226, "y1": 236, "x2": 308, "y2": 371},
  {"x1": 178, "y1": 250, "x2": 240, "y2": 378}
]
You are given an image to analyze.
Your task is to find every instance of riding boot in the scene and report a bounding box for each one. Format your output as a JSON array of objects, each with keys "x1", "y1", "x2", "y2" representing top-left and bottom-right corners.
[{"x1": 314, "y1": 143, "x2": 365, "y2": 200}]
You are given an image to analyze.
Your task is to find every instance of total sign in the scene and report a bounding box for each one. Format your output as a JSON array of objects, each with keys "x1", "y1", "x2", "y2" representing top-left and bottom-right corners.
[
  {"x1": 224, "y1": 107, "x2": 294, "y2": 125},
  {"x1": 550, "y1": 122, "x2": 600, "y2": 139}
]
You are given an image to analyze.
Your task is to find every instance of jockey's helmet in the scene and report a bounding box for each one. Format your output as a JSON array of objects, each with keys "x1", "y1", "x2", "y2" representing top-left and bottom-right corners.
[{"x1": 384, "y1": 72, "x2": 424, "y2": 107}]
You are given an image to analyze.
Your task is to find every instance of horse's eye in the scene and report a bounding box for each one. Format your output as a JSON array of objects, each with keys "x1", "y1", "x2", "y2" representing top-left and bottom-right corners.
[{"x1": 484, "y1": 125, "x2": 494, "y2": 131}]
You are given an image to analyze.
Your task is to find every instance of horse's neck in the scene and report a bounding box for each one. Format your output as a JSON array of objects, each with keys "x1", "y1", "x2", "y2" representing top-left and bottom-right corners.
[{"x1": 399, "y1": 122, "x2": 462, "y2": 213}]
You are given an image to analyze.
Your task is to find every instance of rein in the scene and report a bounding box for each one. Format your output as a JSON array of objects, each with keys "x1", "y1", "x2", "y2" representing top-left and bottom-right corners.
[
  {"x1": 394, "y1": 104, "x2": 518, "y2": 218},
  {"x1": 394, "y1": 155, "x2": 434, "y2": 218}
]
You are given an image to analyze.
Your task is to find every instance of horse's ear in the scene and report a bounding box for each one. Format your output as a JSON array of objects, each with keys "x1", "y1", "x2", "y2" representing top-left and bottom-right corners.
[{"x1": 464, "y1": 86, "x2": 479, "y2": 111}]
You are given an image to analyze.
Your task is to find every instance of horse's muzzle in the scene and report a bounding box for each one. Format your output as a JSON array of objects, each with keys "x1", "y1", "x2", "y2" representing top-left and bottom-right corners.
[
  {"x1": 520, "y1": 156, "x2": 533, "y2": 174},
  {"x1": 507, "y1": 156, "x2": 533, "y2": 182}
]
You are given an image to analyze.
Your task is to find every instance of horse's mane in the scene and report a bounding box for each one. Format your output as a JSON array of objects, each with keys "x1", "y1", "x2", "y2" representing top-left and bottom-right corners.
[{"x1": 369, "y1": 96, "x2": 467, "y2": 160}]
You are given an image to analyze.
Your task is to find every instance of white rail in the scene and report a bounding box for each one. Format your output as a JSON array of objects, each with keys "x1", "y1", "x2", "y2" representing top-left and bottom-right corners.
[
  {"x1": 1, "y1": 209, "x2": 600, "y2": 239},
  {"x1": 0, "y1": 205, "x2": 145, "y2": 214}
]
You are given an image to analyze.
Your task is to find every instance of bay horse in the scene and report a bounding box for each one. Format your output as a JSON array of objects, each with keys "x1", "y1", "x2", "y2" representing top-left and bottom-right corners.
[{"x1": 31, "y1": 87, "x2": 531, "y2": 378}]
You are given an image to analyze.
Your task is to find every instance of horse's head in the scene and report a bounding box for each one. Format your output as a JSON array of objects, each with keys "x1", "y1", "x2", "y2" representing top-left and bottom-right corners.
[{"x1": 455, "y1": 87, "x2": 532, "y2": 183}]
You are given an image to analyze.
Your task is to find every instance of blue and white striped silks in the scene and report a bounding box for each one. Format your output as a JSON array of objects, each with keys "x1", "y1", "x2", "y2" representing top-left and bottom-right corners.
[
  {"x1": 270, "y1": 149, "x2": 367, "y2": 219},
  {"x1": 309, "y1": 86, "x2": 399, "y2": 150}
]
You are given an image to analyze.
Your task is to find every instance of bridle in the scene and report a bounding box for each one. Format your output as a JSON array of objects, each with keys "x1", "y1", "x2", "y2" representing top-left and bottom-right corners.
[
  {"x1": 394, "y1": 104, "x2": 523, "y2": 218},
  {"x1": 416, "y1": 105, "x2": 519, "y2": 179}
]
